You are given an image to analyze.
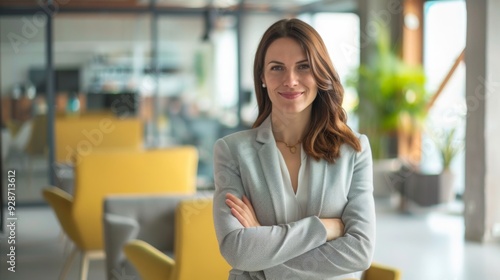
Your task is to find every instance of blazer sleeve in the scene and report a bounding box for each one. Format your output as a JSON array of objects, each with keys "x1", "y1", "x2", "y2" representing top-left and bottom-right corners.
[
  {"x1": 262, "y1": 134, "x2": 376, "y2": 279},
  {"x1": 213, "y1": 138, "x2": 329, "y2": 272}
]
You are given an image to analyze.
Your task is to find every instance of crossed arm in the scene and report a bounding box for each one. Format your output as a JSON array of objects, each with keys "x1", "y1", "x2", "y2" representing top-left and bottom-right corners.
[{"x1": 225, "y1": 193, "x2": 345, "y2": 241}]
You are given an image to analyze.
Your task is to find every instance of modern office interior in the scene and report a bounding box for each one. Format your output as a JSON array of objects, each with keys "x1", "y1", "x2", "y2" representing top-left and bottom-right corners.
[{"x1": 0, "y1": 0, "x2": 499, "y2": 279}]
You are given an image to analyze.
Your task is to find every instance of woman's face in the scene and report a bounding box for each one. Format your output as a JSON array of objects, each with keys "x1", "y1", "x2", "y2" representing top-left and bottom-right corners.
[{"x1": 262, "y1": 37, "x2": 317, "y2": 117}]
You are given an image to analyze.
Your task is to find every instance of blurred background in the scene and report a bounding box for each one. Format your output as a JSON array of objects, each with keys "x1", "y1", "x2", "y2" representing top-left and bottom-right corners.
[{"x1": 0, "y1": 0, "x2": 499, "y2": 279}]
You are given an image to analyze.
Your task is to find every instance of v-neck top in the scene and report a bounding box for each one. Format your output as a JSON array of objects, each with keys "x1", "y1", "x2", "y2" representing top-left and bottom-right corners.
[{"x1": 276, "y1": 145, "x2": 309, "y2": 223}]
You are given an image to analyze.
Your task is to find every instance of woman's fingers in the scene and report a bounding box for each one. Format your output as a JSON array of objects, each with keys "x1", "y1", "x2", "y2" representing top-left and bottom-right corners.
[
  {"x1": 226, "y1": 198, "x2": 246, "y2": 218},
  {"x1": 242, "y1": 195, "x2": 253, "y2": 210},
  {"x1": 226, "y1": 194, "x2": 248, "y2": 216},
  {"x1": 226, "y1": 193, "x2": 245, "y2": 208},
  {"x1": 242, "y1": 196, "x2": 260, "y2": 226},
  {"x1": 226, "y1": 194, "x2": 251, "y2": 226},
  {"x1": 225, "y1": 193, "x2": 261, "y2": 227},
  {"x1": 230, "y1": 207, "x2": 250, "y2": 228}
]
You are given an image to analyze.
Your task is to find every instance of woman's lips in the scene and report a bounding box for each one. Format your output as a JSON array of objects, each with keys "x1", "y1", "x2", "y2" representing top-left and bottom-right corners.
[{"x1": 279, "y1": 92, "x2": 303, "y2": 99}]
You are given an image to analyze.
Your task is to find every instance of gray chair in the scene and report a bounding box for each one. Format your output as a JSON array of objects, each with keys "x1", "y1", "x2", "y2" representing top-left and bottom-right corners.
[{"x1": 102, "y1": 192, "x2": 213, "y2": 280}]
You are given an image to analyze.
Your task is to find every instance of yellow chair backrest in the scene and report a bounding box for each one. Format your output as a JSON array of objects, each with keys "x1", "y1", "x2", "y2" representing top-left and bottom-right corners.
[
  {"x1": 171, "y1": 198, "x2": 231, "y2": 280},
  {"x1": 55, "y1": 116, "x2": 143, "y2": 163},
  {"x1": 364, "y1": 262, "x2": 402, "y2": 280},
  {"x1": 124, "y1": 239, "x2": 175, "y2": 280},
  {"x1": 42, "y1": 187, "x2": 86, "y2": 249},
  {"x1": 72, "y1": 146, "x2": 198, "y2": 251}
]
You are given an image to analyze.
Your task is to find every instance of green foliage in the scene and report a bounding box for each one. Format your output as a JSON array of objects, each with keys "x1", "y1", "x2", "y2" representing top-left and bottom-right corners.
[
  {"x1": 433, "y1": 127, "x2": 463, "y2": 170},
  {"x1": 346, "y1": 22, "x2": 429, "y2": 158}
]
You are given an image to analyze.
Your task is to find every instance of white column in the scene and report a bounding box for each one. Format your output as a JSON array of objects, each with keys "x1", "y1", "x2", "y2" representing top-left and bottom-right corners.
[{"x1": 464, "y1": 0, "x2": 500, "y2": 242}]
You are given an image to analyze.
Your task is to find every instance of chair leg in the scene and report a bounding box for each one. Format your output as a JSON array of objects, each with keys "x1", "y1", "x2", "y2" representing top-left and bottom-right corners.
[
  {"x1": 57, "y1": 230, "x2": 70, "y2": 256},
  {"x1": 80, "y1": 252, "x2": 90, "y2": 280},
  {"x1": 27, "y1": 155, "x2": 33, "y2": 188},
  {"x1": 59, "y1": 247, "x2": 78, "y2": 280},
  {"x1": 58, "y1": 229, "x2": 65, "y2": 242},
  {"x1": 62, "y1": 234, "x2": 73, "y2": 257}
]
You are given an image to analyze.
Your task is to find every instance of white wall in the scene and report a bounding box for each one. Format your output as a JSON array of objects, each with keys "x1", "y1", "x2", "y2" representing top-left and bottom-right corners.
[{"x1": 486, "y1": 0, "x2": 500, "y2": 238}]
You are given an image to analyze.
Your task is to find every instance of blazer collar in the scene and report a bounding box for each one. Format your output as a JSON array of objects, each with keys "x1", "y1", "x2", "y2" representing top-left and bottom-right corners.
[
  {"x1": 255, "y1": 115, "x2": 274, "y2": 145},
  {"x1": 255, "y1": 115, "x2": 287, "y2": 224}
]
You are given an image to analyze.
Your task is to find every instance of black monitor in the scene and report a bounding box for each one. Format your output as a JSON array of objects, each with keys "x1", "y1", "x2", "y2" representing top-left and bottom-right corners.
[
  {"x1": 86, "y1": 92, "x2": 138, "y2": 117},
  {"x1": 56, "y1": 69, "x2": 80, "y2": 92},
  {"x1": 29, "y1": 67, "x2": 80, "y2": 94}
]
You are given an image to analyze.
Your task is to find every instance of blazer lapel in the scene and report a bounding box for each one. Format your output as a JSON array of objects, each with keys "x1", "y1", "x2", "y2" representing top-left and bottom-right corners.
[
  {"x1": 255, "y1": 116, "x2": 287, "y2": 224},
  {"x1": 305, "y1": 154, "x2": 328, "y2": 217}
]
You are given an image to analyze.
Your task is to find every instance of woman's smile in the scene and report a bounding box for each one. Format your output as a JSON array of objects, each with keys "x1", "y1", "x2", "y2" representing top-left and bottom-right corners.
[{"x1": 279, "y1": 91, "x2": 304, "y2": 99}]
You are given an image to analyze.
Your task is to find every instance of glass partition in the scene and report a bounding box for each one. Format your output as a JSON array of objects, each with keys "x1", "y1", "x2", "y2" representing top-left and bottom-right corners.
[
  {"x1": 1, "y1": 14, "x2": 48, "y2": 204},
  {"x1": 157, "y1": 14, "x2": 238, "y2": 188},
  {"x1": 1, "y1": 11, "x2": 239, "y2": 199}
]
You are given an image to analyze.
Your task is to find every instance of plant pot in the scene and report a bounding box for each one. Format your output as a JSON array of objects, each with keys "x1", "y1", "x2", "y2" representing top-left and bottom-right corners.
[{"x1": 439, "y1": 169, "x2": 455, "y2": 203}]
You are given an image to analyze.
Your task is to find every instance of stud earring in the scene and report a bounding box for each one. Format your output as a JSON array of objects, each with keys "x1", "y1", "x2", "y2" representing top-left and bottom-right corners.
[{"x1": 262, "y1": 83, "x2": 266, "y2": 88}]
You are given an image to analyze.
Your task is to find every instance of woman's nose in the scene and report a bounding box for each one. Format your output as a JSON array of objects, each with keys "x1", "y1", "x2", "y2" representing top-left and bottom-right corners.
[{"x1": 283, "y1": 70, "x2": 298, "y2": 87}]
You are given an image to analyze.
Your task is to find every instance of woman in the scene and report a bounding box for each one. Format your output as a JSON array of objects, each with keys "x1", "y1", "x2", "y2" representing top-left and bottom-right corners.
[{"x1": 213, "y1": 18, "x2": 375, "y2": 280}]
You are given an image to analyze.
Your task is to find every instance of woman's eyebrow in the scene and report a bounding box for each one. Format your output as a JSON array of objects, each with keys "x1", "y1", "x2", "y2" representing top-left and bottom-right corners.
[
  {"x1": 267, "y1": 60, "x2": 284, "y2": 65},
  {"x1": 267, "y1": 59, "x2": 308, "y2": 65}
]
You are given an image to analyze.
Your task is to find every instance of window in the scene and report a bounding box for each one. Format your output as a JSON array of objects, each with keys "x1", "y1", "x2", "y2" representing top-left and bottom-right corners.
[{"x1": 423, "y1": 0, "x2": 466, "y2": 195}]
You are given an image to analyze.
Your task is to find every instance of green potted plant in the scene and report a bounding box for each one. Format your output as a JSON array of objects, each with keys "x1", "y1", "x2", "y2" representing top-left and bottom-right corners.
[
  {"x1": 347, "y1": 22, "x2": 429, "y2": 160},
  {"x1": 433, "y1": 127, "x2": 463, "y2": 203},
  {"x1": 346, "y1": 21, "x2": 429, "y2": 198}
]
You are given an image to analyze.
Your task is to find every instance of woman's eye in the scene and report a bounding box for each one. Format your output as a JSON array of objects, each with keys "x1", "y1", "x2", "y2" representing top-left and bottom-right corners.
[
  {"x1": 298, "y1": 64, "x2": 310, "y2": 70},
  {"x1": 270, "y1": 65, "x2": 284, "y2": 71}
]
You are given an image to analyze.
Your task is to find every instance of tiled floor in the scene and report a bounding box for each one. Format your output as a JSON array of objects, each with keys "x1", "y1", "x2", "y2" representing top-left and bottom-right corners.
[
  {"x1": 1, "y1": 198, "x2": 500, "y2": 280},
  {"x1": 373, "y1": 200, "x2": 500, "y2": 280}
]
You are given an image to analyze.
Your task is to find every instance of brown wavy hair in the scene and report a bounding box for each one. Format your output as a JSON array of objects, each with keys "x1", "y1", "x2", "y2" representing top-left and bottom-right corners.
[{"x1": 252, "y1": 18, "x2": 361, "y2": 163}]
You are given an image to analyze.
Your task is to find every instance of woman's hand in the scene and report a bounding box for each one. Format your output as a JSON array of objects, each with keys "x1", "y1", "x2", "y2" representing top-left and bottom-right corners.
[
  {"x1": 319, "y1": 218, "x2": 345, "y2": 241},
  {"x1": 225, "y1": 193, "x2": 261, "y2": 228}
]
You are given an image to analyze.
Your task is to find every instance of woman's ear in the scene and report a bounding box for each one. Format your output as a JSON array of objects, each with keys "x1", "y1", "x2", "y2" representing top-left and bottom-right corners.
[{"x1": 261, "y1": 76, "x2": 266, "y2": 88}]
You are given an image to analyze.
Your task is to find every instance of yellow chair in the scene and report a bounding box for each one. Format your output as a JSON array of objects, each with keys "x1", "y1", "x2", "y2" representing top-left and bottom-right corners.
[
  {"x1": 124, "y1": 198, "x2": 231, "y2": 280},
  {"x1": 364, "y1": 262, "x2": 401, "y2": 280},
  {"x1": 43, "y1": 146, "x2": 198, "y2": 280},
  {"x1": 55, "y1": 115, "x2": 143, "y2": 164},
  {"x1": 43, "y1": 187, "x2": 91, "y2": 280}
]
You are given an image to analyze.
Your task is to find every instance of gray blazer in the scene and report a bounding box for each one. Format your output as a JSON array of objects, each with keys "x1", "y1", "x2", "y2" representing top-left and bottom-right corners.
[{"x1": 213, "y1": 116, "x2": 375, "y2": 280}]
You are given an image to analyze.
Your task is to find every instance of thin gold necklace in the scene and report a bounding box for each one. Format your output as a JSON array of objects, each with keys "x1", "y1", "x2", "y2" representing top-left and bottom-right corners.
[{"x1": 276, "y1": 140, "x2": 301, "y2": 154}]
